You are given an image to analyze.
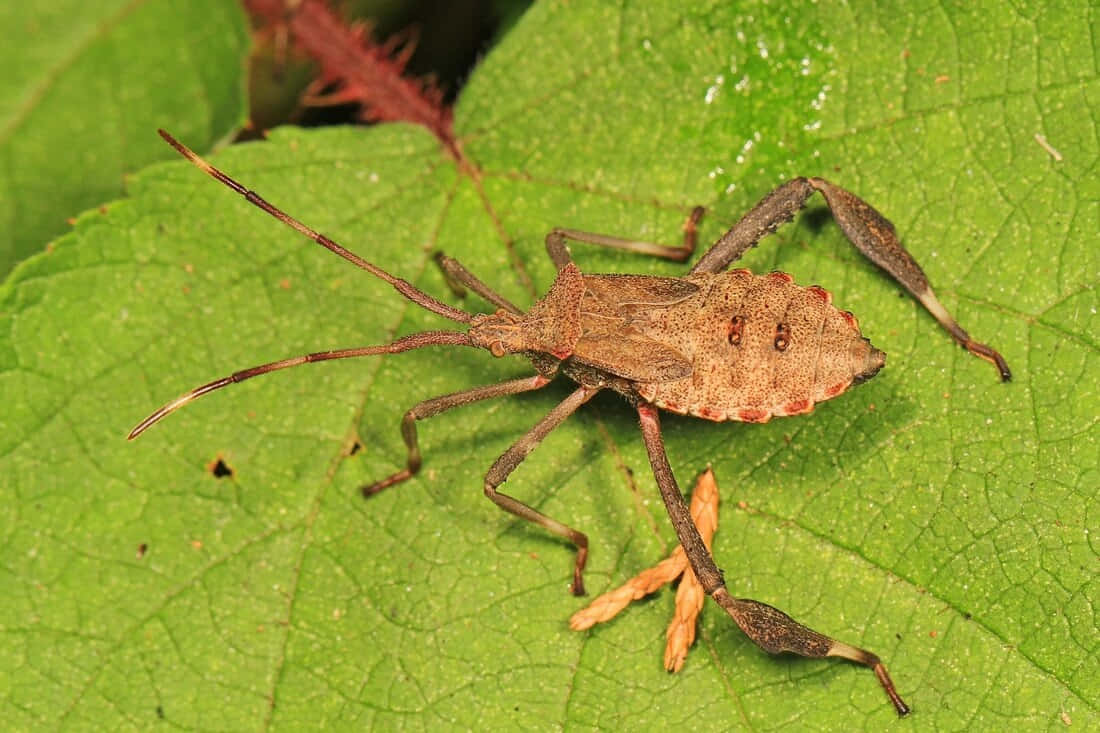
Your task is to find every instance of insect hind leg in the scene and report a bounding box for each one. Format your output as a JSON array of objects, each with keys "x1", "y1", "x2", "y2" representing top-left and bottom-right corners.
[
  {"x1": 636, "y1": 403, "x2": 910, "y2": 716},
  {"x1": 807, "y1": 178, "x2": 1010, "y2": 380},
  {"x1": 691, "y1": 177, "x2": 1010, "y2": 380}
]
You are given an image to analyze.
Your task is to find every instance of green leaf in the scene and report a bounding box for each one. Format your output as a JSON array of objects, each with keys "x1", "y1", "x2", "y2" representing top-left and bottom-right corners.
[
  {"x1": 0, "y1": 0, "x2": 249, "y2": 275},
  {"x1": 2, "y1": 0, "x2": 1096, "y2": 729}
]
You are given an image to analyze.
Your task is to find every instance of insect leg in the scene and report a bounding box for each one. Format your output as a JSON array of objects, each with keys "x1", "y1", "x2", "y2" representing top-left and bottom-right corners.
[
  {"x1": 691, "y1": 178, "x2": 1010, "y2": 380},
  {"x1": 545, "y1": 206, "x2": 704, "y2": 268},
  {"x1": 690, "y1": 178, "x2": 817, "y2": 275},
  {"x1": 363, "y1": 374, "x2": 553, "y2": 495},
  {"x1": 636, "y1": 403, "x2": 910, "y2": 716},
  {"x1": 807, "y1": 178, "x2": 1010, "y2": 380},
  {"x1": 433, "y1": 253, "x2": 523, "y2": 314},
  {"x1": 484, "y1": 385, "x2": 601, "y2": 595}
]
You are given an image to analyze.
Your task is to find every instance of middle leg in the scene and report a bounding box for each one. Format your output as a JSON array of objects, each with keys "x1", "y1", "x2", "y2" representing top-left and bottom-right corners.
[
  {"x1": 484, "y1": 385, "x2": 601, "y2": 595},
  {"x1": 545, "y1": 206, "x2": 705, "y2": 269}
]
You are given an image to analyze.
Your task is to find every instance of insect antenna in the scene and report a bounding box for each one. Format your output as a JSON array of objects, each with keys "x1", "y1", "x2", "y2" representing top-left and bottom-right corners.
[
  {"x1": 128, "y1": 330, "x2": 475, "y2": 439},
  {"x1": 157, "y1": 129, "x2": 473, "y2": 325}
]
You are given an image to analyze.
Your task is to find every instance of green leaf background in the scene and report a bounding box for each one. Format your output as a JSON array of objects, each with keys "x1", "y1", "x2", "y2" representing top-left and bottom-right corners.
[
  {"x1": 2, "y1": 1, "x2": 1096, "y2": 729},
  {"x1": 0, "y1": 0, "x2": 249, "y2": 275}
]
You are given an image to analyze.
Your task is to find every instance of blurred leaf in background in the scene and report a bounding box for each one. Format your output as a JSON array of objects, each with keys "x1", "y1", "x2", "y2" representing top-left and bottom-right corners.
[{"x1": 0, "y1": 1, "x2": 249, "y2": 275}]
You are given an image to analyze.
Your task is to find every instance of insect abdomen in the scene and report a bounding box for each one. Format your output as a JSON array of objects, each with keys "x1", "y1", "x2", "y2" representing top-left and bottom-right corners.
[{"x1": 636, "y1": 270, "x2": 884, "y2": 422}]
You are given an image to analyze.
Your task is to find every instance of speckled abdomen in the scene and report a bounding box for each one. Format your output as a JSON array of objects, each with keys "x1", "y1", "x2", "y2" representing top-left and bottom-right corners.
[{"x1": 634, "y1": 270, "x2": 885, "y2": 422}]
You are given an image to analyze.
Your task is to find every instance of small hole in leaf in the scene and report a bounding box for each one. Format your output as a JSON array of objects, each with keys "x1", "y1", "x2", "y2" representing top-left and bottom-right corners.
[
  {"x1": 137, "y1": 543, "x2": 148, "y2": 559},
  {"x1": 207, "y1": 456, "x2": 235, "y2": 479},
  {"x1": 346, "y1": 436, "x2": 364, "y2": 457}
]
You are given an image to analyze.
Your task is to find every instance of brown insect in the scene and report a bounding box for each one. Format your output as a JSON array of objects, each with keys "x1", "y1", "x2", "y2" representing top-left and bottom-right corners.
[{"x1": 131, "y1": 130, "x2": 1011, "y2": 716}]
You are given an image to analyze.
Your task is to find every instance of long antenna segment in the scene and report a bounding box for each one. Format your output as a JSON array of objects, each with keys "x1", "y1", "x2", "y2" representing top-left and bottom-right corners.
[
  {"x1": 129, "y1": 131, "x2": 483, "y2": 438},
  {"x1": 128, "y1": 331, "x2": 475, "y2": 439},
  {"x1": 156, "y1": 129, "x2": 473, "y2": 325}
]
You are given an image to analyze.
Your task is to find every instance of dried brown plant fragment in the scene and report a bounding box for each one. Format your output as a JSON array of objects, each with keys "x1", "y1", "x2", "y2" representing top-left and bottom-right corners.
[{"x1": 571, "y1": 468, "x2": 719, "y2": 671}]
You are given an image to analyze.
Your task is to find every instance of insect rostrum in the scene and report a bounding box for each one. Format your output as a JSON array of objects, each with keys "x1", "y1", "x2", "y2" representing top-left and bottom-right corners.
[{"x1": 131, "y1": 130, "x2": 1011, "y2": 717}]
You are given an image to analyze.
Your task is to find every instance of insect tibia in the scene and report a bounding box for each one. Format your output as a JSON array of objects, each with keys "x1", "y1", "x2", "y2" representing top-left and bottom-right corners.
[
  {"x1": 713, "y1": 591, "x2": 910, "y2": 716},
  {"x1": 827, "y1": 640, "x2": 911, "y2": 716}
]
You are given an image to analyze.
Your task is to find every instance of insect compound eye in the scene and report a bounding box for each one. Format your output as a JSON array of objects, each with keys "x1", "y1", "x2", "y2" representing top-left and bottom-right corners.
[
  {"x1": 774, "y1": 323, "x2": 791, "y2": 351},
  {"x1": 727, "y1": 314, "x2": 745, "y2": 345}
]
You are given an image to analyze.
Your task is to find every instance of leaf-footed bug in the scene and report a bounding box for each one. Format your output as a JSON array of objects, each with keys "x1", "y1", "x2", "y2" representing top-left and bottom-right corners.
[{"x1": 130, "y1": 130, "x2": 1011, "y2": 716}]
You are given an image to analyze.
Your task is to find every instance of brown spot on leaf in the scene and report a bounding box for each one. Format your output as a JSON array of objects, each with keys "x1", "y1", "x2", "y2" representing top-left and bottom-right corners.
[
  {"x1": 343, "y1": 434, "x2": 365, "y2": 457},
  {"x1": 207, "y1": 455, "x2": 235, "y2": 479}
]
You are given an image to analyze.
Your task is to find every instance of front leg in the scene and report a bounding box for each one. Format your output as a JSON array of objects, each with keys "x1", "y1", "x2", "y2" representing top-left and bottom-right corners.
[
  {"x1": 434, "y1": 252, "x2": 523, "y2": 315},
  {"x1": 692, "y1": 178, "x2": 1010, "y2": 381},
  {"x1": 362, "y1": 374, "x2": 552, "y2": 495},
  {"x1": 636, "y1": 403, "x2": 911, "y2": 716}
]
